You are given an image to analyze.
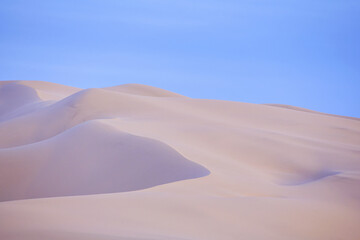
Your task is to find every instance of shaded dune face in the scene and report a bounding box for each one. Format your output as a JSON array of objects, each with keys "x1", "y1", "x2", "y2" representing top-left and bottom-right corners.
[
  {"x1": 0, "y1": 83, "x2": 40, "y2": 118},
  {"x1": 0, "y1": 121, "x2": 210, "y2": 202}
]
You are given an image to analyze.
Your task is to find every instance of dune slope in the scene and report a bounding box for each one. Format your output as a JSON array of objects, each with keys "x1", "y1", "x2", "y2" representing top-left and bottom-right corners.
[
  {"x1": 0, "y1": 80, "x2": 359, "y2": 240},
  {"x1": 0, "y1": 121, "x2": 209, "y2": 201}
]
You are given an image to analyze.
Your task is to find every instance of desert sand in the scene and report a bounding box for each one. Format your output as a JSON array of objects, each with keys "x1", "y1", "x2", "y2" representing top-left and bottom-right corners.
[{"x1": 0, "y1": 80, "x2": 359, "y2": 240}]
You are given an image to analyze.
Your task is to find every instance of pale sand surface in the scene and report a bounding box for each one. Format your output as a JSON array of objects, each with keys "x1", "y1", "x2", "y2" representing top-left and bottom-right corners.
[{"x1": 0, "y1": 80, "x2": 359, "y2": 239}]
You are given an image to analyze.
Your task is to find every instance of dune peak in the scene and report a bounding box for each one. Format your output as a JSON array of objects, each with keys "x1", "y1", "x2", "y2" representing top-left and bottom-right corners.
[{"x1": 104, "y1": 83, "x2": 185, "y2": 97}]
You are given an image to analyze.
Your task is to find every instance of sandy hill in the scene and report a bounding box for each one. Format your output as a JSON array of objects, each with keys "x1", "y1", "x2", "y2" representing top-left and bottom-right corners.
[{"x1": 0, "y1": 80, "x2": 359, "y2": 240}]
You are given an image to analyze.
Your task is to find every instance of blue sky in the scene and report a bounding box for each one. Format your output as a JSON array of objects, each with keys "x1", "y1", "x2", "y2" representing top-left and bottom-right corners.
[{"x1": 1, "y1": 0, "x2": 359, "y2": 117}]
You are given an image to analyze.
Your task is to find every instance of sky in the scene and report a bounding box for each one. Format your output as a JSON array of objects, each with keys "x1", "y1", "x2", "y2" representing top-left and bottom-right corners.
[{"x1": 1, "y1": 0, "x2": 360, "y2": 117}]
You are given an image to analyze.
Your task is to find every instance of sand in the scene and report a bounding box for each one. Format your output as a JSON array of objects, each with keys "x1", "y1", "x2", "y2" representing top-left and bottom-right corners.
[{"x1": 0, "y1": 80, "x2": 359, "y2": 240}]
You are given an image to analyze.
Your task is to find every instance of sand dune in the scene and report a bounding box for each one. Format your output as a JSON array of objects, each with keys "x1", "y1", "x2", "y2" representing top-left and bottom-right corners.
[
  {"x1": 0, "y1": 80, "x2": 359, "y2": 240},
  {"x1": 0, "y1": 120, "x2": 209, "y2": 201}
]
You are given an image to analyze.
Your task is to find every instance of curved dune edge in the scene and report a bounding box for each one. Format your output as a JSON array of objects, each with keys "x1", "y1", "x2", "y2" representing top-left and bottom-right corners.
[
  {"x1": 0, "y1": 80, "x2": 360, "y2": 240},
  {"x1": 0, "y1": 120, "x2": 210, "y2": 202}
]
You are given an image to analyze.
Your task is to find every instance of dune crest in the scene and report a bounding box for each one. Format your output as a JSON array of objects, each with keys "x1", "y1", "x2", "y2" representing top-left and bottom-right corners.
[{"x1": 104, "y1": 83, "x2": 185, "y2": 97}]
